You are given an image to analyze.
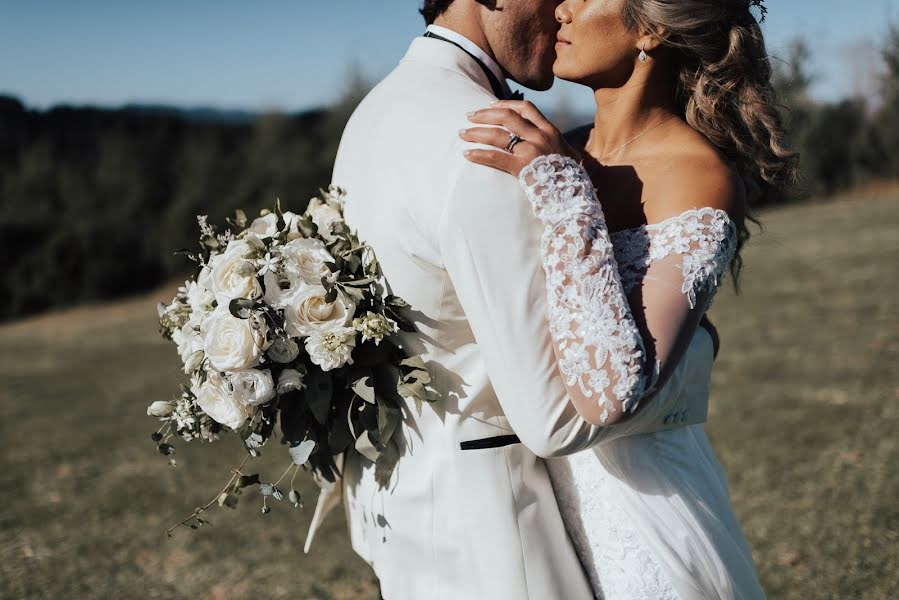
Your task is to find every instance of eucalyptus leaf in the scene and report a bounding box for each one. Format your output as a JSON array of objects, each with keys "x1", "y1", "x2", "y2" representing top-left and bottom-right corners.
[
  {"x1": 260, "y1": 483, "x2": 284, "y2": 500},
  {"x1": 352, "y1": 376, "x2": 376, "y2": 404},
  {"x1": 229, "y1": 298, "x2": 254, "y2": 320},
  {"x1": 354, "y1": 431, "x2": 381, "y2": 463},
  {"x1": 385, "y1": 295, "x2": 409, "y2": 308},
  {"x1": 238, "y1": 473, "x2": 261, "y2": 488},
  {"x1": 218, "y1": 492, "x2": 239, "y2": 509},
  {"x1": 400, "y1": 356, "x2": 427, "y2": 370},
  {"x1": 378, "y1": 403, "x2": 402, "y2": 444},
  {"x1": 288, "y1": 439, "x2": 316, "y2": 466}
]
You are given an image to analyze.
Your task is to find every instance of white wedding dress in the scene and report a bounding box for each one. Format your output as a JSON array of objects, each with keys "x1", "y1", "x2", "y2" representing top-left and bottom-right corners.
[{"x1": 520, "y1": 155, "x2": 765, "y2": 599}]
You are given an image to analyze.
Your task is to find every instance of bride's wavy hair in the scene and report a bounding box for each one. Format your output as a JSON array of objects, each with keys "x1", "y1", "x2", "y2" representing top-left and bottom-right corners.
[{"x1": 622, "y1": 0, "x2": 798, "y2": 290}]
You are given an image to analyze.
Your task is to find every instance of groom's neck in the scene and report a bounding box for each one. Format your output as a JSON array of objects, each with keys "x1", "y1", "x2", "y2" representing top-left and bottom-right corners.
[{"x1": 432, "y1": 9, "x2": 498, "y2": 65}]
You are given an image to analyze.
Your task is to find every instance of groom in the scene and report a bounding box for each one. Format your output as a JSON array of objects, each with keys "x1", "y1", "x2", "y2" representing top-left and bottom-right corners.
[{"x1": 312, "y1": 1, "x2": 715, "y2": 598}]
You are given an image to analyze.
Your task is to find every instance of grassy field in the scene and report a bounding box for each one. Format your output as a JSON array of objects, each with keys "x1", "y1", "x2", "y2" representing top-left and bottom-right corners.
[{"x1": 1, "y1": 190, "x2": 897, "y2": 599}]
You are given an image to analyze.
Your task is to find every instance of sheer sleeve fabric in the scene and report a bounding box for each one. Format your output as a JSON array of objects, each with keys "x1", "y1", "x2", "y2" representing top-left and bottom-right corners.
[{"x1": 519, "y1": 154, "x2": 738, "y2": 424}]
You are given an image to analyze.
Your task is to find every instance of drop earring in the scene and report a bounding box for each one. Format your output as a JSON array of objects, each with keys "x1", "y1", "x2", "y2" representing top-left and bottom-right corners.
[{"x1": 638, "y1": 43, "x2": 648, "y2": 62}]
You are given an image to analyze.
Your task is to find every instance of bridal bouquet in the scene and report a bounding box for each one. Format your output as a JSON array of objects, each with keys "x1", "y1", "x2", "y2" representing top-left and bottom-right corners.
[{"x1": 150, "y1": 186, "x2": 435, "y2": 534}]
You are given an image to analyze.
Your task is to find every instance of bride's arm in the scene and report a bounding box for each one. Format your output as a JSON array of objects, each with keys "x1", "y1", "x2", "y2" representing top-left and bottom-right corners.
[{"x1": 462, "y1": 102, "x2": 739, "y2": 425}]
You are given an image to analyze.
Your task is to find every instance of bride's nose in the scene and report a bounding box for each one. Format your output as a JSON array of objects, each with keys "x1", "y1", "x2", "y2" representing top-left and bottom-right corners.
[{"x1": 555, "y1": 0, "x2": 572, "y2": 24}]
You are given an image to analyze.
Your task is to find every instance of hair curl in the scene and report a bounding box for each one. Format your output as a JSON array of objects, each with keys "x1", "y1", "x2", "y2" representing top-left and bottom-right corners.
[
  {"x1": 420, "y1": 0, "x2": 456, "y2": 25},
  {"x1": 622, "y1": 0, "x2": 798, "y2": 291}
]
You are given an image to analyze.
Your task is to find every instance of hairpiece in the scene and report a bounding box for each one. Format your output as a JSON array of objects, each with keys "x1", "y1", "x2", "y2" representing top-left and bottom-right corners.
[{"x1": 749, "y1": 0, "x2": 767, "y2": 22}]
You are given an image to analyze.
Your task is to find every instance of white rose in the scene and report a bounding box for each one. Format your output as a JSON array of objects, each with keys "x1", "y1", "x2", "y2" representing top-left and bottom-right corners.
[
  {"x1": 304, "y1": 327, "x2": 356, "y2": 372},
  {"x1": 193, "y1": 371, "x2": 252, "y2": 430},
  {"x1": 262, "y1": 270, "x2": 293, "y2": 309},
  {"x1": 173, "y1": 323, "x2": 205, "y2": 374},
  {"x1": 267, "y1": 338, "x2": 300, "y2": 363},
  {"x1": 283, "y1": 285, "x2": 355, "y2": 338},
  {"x1": 280, "y1": 238, "x2": 334, "y2": 284},
  {"x1": 208, "y1": 237, "x2": 263, "y2": 304},
  {"x1": 249, "y1": 213, "x2": 279, "y2": 238},
  {"x1": 229, "y1": 369, "x2": 276, "y2": 407},
  {"x1": 197, "y1": 264, "x2": 214, "y2": 292},
  {"x1": 282, "y1": 211, "x2": 303, "y2": 241},
  {"x1": 147, "y1": 400, "x2": 177, "y2": 417},
  {"x1": 277, "y1": 368, "x2": 306, "y2": 394},
  {"x1": 186, "y1": 280, "x2": 215, "y2": 316},
  {"x1": 201, "y1": 306, "x2": 267, "y2": 371},
  {"x1": 306, "y1": 197, "x2": 343, "y2": 241}
]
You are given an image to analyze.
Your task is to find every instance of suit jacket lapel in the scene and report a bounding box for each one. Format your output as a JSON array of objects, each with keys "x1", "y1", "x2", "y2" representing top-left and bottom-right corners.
[{"x1": 400, "y1": 37, "x2": 500, "y2": 99}]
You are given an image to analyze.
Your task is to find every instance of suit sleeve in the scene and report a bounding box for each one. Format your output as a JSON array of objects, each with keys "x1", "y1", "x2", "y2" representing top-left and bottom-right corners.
[{"x1": 436, "y1": 159, "x2": 706, "y2": 457}]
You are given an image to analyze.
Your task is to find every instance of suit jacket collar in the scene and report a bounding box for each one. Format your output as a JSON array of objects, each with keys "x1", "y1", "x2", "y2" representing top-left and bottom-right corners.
[{"x1": 401, "y1": 35, "x2": 506, "y2": 99}]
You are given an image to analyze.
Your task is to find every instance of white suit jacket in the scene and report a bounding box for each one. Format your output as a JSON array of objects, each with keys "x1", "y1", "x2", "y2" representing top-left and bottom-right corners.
[{"x1": 317, "y1": 36, "x2": 710, "y2": 600}]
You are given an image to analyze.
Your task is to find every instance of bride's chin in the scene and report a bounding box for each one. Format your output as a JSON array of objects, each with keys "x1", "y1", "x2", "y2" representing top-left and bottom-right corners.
[{"x1": 552, "y1": 64, "x2": 584, "y2": 86}]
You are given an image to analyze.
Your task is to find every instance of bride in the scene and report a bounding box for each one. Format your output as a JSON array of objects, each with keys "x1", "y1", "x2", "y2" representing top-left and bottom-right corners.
[{"x1": 460, "y1": 0, "x2": 795, "y2": 598}]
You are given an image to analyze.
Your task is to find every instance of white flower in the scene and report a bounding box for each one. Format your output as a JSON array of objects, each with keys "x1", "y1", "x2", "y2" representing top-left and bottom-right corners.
[
  {"x1": 277, "y1": 368, "x2": 306, "y2": 394},
  {"x1": 280, "y1": 237, "x2": 334, "y2": 284},
  {"x1": 208, "y1": 237, "x2": 264, "y2": 305},
  {"x1": 283, "y1": 285, "x2": 355, "y2": 338},
  {"x1": 305, "y1": 197, "x2": 343, "y2": 242},
  {"x1": 229, "y1": 369, "x2": 276, "y2": 407},
  {"x1": 172, "y1": 323, "x2": 205, "y2": 374},
  {"x1": 249, "y1": 213, "x2": 279, "y2": 238},
  {"x1": 352, "y1": 311, "x2": 398, "y2": 345},
  {"x1": 201, "y1": 306, "x2": 267, "y2": 371},
  {"x1": 304, "y1": 327, "x2": 356, "y2": 372},
  {"x1": 262, "y1": 270, "x2": 300, "y2": 309},
  {"x1": 267, "y1": 338, "x2": 300, "y2": 363},
  {"x1": 282, "y1": 211, "x2": 303, "y2": 241},
  {"x1": 147, "y1": 400, "x2": 177, "y2": 418},
  {"x1": 256, "y1": 252, "x2": 280, "y2": 277},
  {"x1": 186, "y1": 279, "x2": 215, "y2": 318},
  {"x1": 193, "y1": 371, "x2": 252, "y2": 430}
]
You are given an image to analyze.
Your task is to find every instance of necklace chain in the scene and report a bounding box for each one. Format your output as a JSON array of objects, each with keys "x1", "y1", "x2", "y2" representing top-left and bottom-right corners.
[{"x1": 597, "y1": 114, "x2": 677, "y2": 163}]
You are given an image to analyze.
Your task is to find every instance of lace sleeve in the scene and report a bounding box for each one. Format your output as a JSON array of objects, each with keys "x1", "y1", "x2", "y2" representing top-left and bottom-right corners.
[{"x1": 519, "y1": 154, "x2": 737, "y2": 424}]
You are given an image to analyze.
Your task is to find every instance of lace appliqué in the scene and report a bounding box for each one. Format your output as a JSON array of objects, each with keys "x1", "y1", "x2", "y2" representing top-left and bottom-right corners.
[
  {"x1": 548, "y1": 453, "x2": 679, "y2": 600},
  {"x1": 519, "y1": 154, "x2": 737, "y2": 424},
  {"x1": 610, "y1": 207, "x2": 737, "y2": 311}
]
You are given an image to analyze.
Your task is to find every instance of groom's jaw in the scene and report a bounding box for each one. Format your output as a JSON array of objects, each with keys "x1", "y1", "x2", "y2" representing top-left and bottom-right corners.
[{"x1": 433, "y1": 0, "x2": 561, "y2": 91}]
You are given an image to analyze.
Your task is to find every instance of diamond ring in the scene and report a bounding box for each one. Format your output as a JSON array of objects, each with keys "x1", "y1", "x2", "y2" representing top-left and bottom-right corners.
[{"x1": 506, "y1": 132, "x2": 523, "y2": 152}]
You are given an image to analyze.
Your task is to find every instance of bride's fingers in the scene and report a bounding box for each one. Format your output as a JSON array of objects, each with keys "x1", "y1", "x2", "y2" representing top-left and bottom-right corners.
[
  {"x1": 463, "y1": 148, "x2": 524, "y2": 176},
  {"x1": 459, "y1": 126, "x2": 521, "y2": 150},
  {"x1": 467, "y1": 108, "x2": 544, "y2": 142},
  {"x1": 488, "y1": 100, "x2": 557, "y2": 135}
]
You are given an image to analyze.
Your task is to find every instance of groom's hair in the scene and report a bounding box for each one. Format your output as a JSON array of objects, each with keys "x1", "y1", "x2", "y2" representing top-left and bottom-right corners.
[{"x1": 420, "y1": 0, "x2": 455, "y2": 24}]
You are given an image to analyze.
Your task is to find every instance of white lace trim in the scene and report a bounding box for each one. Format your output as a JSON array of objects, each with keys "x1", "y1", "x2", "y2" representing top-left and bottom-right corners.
[
  {"x1": 519, "y1": 154, "x2": 737, "y2": 423},
  {"x1": 610, "y1": 207, "x2": 737, "y2": 310}
]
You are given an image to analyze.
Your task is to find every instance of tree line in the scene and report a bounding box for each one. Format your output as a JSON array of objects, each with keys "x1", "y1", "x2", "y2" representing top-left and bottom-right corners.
[{"x1": 1, "y1": 28, "x2": 898, "y2": 321}]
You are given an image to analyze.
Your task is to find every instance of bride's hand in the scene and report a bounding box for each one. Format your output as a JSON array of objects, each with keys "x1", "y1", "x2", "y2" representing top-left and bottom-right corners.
[{"x1": 460, "y1": 100, "x2": 583, "y2": 176}]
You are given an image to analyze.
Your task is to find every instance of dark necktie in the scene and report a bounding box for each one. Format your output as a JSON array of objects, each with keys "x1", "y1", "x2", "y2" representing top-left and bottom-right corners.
[{"x1": 423, "y1": 31, "x2": 523, "y2": 101}]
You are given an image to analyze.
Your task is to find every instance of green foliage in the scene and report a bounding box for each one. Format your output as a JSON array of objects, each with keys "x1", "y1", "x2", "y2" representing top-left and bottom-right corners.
[
  {"x1": 0, "y1": 94, "x2": 361, "y2": 321},
  {"x1": 772, "y1": 30, "x2": 899, "y2": 201}
]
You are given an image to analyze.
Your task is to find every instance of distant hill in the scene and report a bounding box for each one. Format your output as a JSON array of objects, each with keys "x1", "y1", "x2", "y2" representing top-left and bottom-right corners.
[{"x1": 120, "y1": 103, "x2": 260, "y2": 125}]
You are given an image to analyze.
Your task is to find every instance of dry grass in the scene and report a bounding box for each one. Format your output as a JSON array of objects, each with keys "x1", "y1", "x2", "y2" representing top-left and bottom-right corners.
[{"x1": 1, "y1": 191, "x2": 897, "y2": 599}]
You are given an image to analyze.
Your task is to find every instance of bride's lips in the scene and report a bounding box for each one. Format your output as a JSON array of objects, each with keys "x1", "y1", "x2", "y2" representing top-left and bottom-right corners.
[{"x1": 555, "y1": 34, "x2": 571, "y2": 50}]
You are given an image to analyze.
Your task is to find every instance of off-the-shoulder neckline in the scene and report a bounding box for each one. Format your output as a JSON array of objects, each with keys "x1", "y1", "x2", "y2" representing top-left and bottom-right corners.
[{"x1": 610, "y1": 206, "x2": 734, "y2": 236}]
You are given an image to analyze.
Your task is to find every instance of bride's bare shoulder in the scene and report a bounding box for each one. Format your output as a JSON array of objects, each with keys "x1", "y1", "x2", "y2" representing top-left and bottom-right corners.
[{"x1": 643, "y1": 140, "x2": 746, "y2": 225}]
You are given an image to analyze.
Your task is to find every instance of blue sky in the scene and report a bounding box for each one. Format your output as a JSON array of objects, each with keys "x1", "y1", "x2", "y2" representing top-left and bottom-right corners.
[{"x1": 0, "y1": 0, "x2": 896, "y2": 115}]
